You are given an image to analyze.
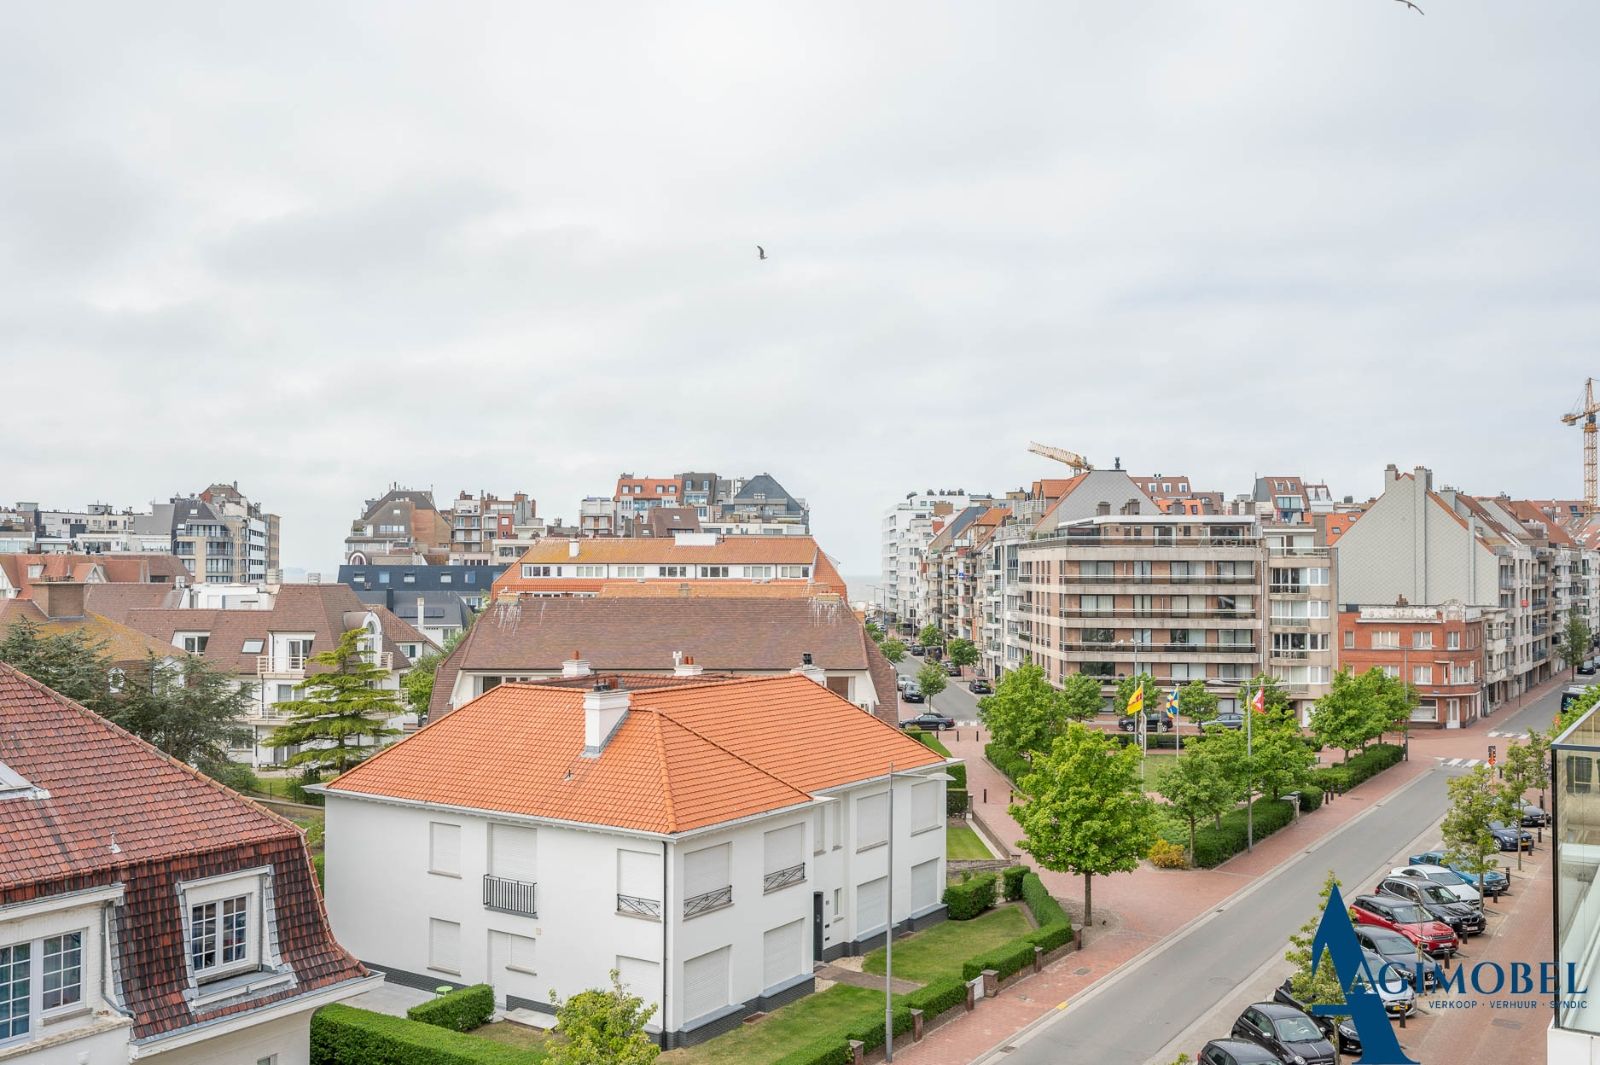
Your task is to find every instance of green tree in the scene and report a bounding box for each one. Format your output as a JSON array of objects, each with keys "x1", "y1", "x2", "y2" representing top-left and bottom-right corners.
[
  {"x1": 1285, "y1": 870, "x2": 1353, "y2": 1013},
  {"x1": 1175, "y1": 680, "x2": 1219, "y2": 726},
  {"x1": 1524, "y1": 726, "x2": 1552, "y2": 814},
  {"x1": 547, "y1": 969, "x2": 660, "y2": 1065},
  {"x1": 1237, "y1": 674, "x2": 1294, "y2": 726},
  {"x1": 1498, "y1": 740, "x2": 1541, "y2": 871},
  {"x1": 110, "y1": 653, "x2": 251, "y2": 776},
  {"x1": 917, "y1": 624, "x2": 943, "y2": 648},
  {"x1": 1308, "y1": 667, "x2": 1410, "y2": 762},
  {"x1": 1252, "y1": 726, "x2": 1319, "y2": 802},
  {"x1": 1011, "y1": 723, "x2": 1159, "y2": 926},
  {"x1": 1441, "y1": 765, "x2": 1505, "y2": 898},
  {"x1": 1157, "y1": 742, "x2": 1239, "y2": 863},
  {"x1": 880, "y1": 638, "x2": 907, "y2": 665},
  {"x1": 978, "y1": 662, "x2": 1065, "y2": 753},
  {"x1": 866, "y1": 620, "x2": 885, "y2": 643},
  {"x1": 1564, "y1": 611, "x2": 1594, "y2": 675},
  {"x1": 0, "y1": 617, "x2": 116, "y2": 714},
  {"x1": 947, "y1": 637, "x2": 979, "y2": 669},
  {"x1": 1113, "y1": 672, "x2": 1159, "y2": 715},
  {"x1": 1061, "y1": 672, "x2": 1106, "y2": 722},
  {"x1": 264, "y1": 629, "x2": 404, "y2": 775},
  {"x1": 915, "y1": 661, "x2": 948, "y2": 710}
]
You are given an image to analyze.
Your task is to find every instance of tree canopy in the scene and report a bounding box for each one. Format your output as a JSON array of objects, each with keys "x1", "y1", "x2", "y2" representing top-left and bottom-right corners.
[
  {"x1": 946, "y1": 637, "x2": 979, "y2": 668},
  {"x1": 1309, "y1": 667, "x2": 1414, "y2": 761},
  {"x1": 265, "y1": 628, "x2": 403, "y2": 775},
  {"x1": 547, "y1": 970, "x2": 660, "y2": 1065},
  {"x1": 1157, "y1": 742, "x2": 1239, "y2": 862},
  {"x1": 1441, "y1": 765, "x2": 1504, "y2": 893},
  {"x1": 879, "y1": 638, "x2": 907, "y2": 664},
  {"x1": 979, "y1": 663, "x2": 1066, "y2": 753},
  {"x1": 915, "y1": 661, "x2": 948, "y2": 707},
  {"x1": 1060, "y1": 672, "x2": 1106, "y2": 722},
  {"x1": 917, "y1": 624, "x2": 944, "y2": 648}
]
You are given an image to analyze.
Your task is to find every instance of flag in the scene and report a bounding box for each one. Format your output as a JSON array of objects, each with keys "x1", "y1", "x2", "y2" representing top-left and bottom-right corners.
[
  {"x1": 1126, "y1": 683, "x2": 1144, "y2": 716},
  {"x1": 1166, "y1": 686, "x2": 1181, "y2": 721},
  {"x1": 1252, "y1": 686, "x2": 1266, "y2": 714}
]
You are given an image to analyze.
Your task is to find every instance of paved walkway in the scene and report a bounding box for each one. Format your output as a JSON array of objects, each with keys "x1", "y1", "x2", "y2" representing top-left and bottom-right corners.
[
  {"x1": 888, "y1": 670, "x2": 1573, "y2": 1064},
  {"x1": 816, "y1": 964, "x2": 920, "y2": 994}
]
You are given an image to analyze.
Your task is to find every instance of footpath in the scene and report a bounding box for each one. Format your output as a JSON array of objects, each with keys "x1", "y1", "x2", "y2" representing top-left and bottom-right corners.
[{"x1": 890, "y1": 673, "x2": 1570, "y2": 1065}]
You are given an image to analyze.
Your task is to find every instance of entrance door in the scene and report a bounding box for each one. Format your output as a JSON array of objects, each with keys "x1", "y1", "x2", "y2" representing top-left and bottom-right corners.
[{"x1": 812, "y1": 892, "x2": 824, "y2": 962}]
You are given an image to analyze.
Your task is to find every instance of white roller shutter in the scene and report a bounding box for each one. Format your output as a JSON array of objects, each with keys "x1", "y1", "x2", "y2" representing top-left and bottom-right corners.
[
  {"x1": 428, "y1": 918, "x2": 460, "y2": 972},
  {"x1": 429, "y1": 822, "x2": 461, "y2": 876},
  {"x1": 617, "y1": 955, "x2": 661, "y2": 1010},
  {"x1": 911, "y1": 781, "x2": 940, "y2": 833},
  {"x1": 684, "y1": 844, "x2": 731, "y2": 897},
  {"x1": 682, "y1": 946, "x2": 730, "y2": 1022},
  {"x1": 856, "y1": 792, "x2": 888, "y2": 849},
  {"x1": 763, "y1": 920, "x2": 803, "y2": 990},
  {"x1": 618, "y1": 849, "x2": 661, "y2": 898},
  {"x1": 489, "y1": 824, "x2": 538, "y2": 882},
  {"x1": 857, "y1": 877, "x2": 887, "y2": 934},
  {"x1": 912, "y1": 859, "x2": 939, "y2": 911},
  {"x1": 763, "y1": 824, "x2": 805, "y2": 875}
]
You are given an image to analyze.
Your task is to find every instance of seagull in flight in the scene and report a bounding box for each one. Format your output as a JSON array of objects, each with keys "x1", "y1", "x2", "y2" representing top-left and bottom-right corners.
[
  {"x1": 757, "y1": 245, "x2": 767, "y2": 260},
  {"x1": 1393, "y1": 0, "x2": 1423, "y2": 12}
]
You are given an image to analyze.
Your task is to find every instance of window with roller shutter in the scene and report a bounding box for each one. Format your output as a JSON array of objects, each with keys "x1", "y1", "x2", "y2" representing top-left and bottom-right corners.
[
  {"x1": 683, "y1": 843, "x2": 732, "y2": 918},
  {"x1": 617, "y1": 850, "x2": 662, "y2": 920},
  {"x1": 856, "y1": 792, "x2": 888, "y2": 851},
  {"x1": 762, "y1": 824, "x2": 805, "y2": 893},
  {"x1": 428, "y1": 918, "x2": 460, "y2": 974},
  {"x1": 911, "y1": 781, "x2": 940, "y2": 834},
  {"x1": 428, "y1": 823, "x2": 460, "y2": 877},
  {"x1": 489, "y1": 824, "x2": 537, "y2": 882},
  {"x1": 682, "y1": 946, "x2": 730, "y2": 1022},
  {"x1": 911, "y1": 859, "x2": 939, "y2": 911},
  {"x1": 857, "y1": 877, "x2": 887, "y2": 934},
  {"x1": 762, "y1": 920, "x2": 803, "y2": 990},
  {"x1": 617, "y1": 955, "x2": 660, "y2": 1009}
]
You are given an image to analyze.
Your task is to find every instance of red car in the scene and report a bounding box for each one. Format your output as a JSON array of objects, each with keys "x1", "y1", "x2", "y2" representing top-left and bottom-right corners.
[{"x1": 1350, "y1": 893, "x2": 1458, "y2": 957}]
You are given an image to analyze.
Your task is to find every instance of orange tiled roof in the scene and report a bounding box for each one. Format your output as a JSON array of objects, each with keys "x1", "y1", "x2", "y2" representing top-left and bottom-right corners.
[{"x1": 330, "y1": 674, "x2": 945, "y2": 834}]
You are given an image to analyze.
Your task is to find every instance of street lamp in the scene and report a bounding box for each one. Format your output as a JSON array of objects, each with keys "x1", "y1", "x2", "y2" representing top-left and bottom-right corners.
[{"x1": 884, "y1": 764, "x2": 956, "y2": 1062}]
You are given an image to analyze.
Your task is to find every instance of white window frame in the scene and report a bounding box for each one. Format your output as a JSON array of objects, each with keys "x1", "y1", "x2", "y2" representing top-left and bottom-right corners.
[
  {"x1": 429, "y1": 822, "x2": 462, "y2": 878},
  {"x1": 180, "y1": 868, "x2": 269, "y2": 985}
]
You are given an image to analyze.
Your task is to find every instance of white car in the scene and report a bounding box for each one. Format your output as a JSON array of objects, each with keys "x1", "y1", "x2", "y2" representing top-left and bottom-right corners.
[{"x1": 1389, "y1": 864, "x2": 1483, "y2": 905}]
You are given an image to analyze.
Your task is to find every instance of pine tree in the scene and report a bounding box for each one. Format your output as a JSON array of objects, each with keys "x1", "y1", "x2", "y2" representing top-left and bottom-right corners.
[{"x1": 264, "y1": 628, "x2": 403, "y2": 775}]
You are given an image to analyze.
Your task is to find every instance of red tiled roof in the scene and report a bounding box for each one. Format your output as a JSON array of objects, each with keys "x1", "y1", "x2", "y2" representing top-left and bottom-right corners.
[
  {"x1": 0, "y1": 600, "x2": 183, "y2": 664},
  {"x1": 0, "y1": 665, "x2": 366, "y2": 1038},
  {"x1": 491, "y1": 536, "x2": 847, "y2": 597},
  {"x1": 331, "y1": 674, "x2": 944, "y2": 833}
]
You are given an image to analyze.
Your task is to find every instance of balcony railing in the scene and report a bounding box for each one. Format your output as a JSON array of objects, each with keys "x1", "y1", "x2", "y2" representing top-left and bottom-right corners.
[
  {"x1": 1031, "y1": 532, "x2": 1261, "y2": 547},
  {"x1": 1057, "y1": 609, "x2": 1259, "y2": 621},
  {"x1": 763, "y1": 863, "x2": 807, "y2": 894},
  {"x1": 1059, "y1": 642, "x2": 1258, "y2": 655},
  {"x1": 617, "y1": 893, "x2": 662, "y2": 920},
  {"x1": 1267, "y1": 546, "x2": 1330, "y2": 558},
  {"x1": 1059, "y1": 574, "x2": 1258, "y2": 586},
  {"x1": 483, "y1": 874, "x2": 538, "y2": 917},
  {"x1": 683, "y1": 885, "x2": 733, "y2": 918},
  {"x1": 257, "y1": 655, "x2": 307, "y2": 678}
]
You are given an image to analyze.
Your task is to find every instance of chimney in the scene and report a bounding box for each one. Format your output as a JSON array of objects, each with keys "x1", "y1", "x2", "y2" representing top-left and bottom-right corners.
[
  {"x1": 675, "y1": 654, "x2": 703, "y2": 678},
  {"x1": 562, "y1": 651, "x2": 592, "y2": 678},
  {"x1": 791, "y1": 652, "x2": 827, "y2": 687},
  {"x1": 1413, "y1": 465, "x2": 1433, "y2": 491},
  {"x1": 1384, "y1": 463, "x2": 1400, "y2": 487},
  {"x1": 568, "y1": 540, "x2": 580, "y2": 559},
  {"x1": 416, "y1": 595, "x2": 426, "y2": 632},
  {"x1": 583, "y1": 681, "x2": 631, "y2": 756},
  {"x1": 34, "y1": 581, "x2": 86, "y2": 621},
  {"x1": 1096, "y1": 501, "x2": 1111, "y2": 516}
]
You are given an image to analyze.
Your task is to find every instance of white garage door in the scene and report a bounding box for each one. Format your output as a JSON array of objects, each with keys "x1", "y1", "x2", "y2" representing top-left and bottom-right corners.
[
  {"x1": 857, "y1": 877, "x2": 887, "y2": 934},
  {"x1": 911, "y1": 858, "x2": 939, "y2": 911},
  {"x1": 682, "y1": 946, "x2": 730, "y2": 1023},
  {"x1": 763, "y1": 920, "x2": 803, "y2": 990}
]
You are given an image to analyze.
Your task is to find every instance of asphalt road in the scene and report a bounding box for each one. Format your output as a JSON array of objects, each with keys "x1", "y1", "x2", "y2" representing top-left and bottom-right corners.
[
  {"x1": 893, "y1": 654, "x2": 983, "y2": 723},
  {"x1": 970, "y1": 680, "x2": 1568, "y2": 1065}
]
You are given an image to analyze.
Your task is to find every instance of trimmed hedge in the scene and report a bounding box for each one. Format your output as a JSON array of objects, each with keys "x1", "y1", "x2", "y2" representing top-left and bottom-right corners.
[
  {"x1": 904, "y1": 974, "x2": 967, "y2": 1016},
  {"x1": 1001, "y1": 865, "x2": 1028, "y2": 901},
  {"x1": 1021, "y1": 872, "x2": 1068, "y2": 928},
  {"x1": 1297, "y1": 786, "x2": 1323, "y2": 813},
  {"x1": 962, "y1": 937, "x2": 1037, "y2": 981},
  {"x1": 947, "y1": 788, "x2": 971, "y2": 816},
  {"x1": 986, "y1": 743, "x2": 1031, "y2": 787},
  {"x1": 1190, "y1": 799, "x2": 1297, "y2": 868},
  {"x1": 311, "y1": 1004, "x2": 538, "y2": 1065},
  {"x1": 1313, "y1": 743, "x2": 1403, "y2": 794},
  {"x1": 772, "y1": 1003, "x2": 915, "y2": 1065},
  {"x1": 407, "y1": 984, "x2": 494, "y2": 1033},
  {"x1": 943, "y1": 872, "x2": 998, "y2": 920}
]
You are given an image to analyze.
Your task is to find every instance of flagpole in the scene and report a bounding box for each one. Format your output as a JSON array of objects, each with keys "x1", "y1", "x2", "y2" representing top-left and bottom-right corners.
[{"x1": 1246, "y1": 680, "x2": 1255, "y2": 853}]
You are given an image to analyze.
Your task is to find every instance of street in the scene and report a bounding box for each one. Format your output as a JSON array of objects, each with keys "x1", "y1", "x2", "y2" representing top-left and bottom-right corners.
[{"x1": 965, "y1": 679, "x2": 1567, "y2": 1065}]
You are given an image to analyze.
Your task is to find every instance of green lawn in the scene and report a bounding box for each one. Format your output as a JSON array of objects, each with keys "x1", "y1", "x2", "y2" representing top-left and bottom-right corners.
[
  {"x1": 661, "y1": 985, "x2": 882, "y2": 1065},
  {"x1": 909, "y1": 729, "x2": 954, "y2": 758},
  {"x1": 1141, "y1": 750, "x2": 1188, "y2": 793},
  {"x1": 861, "y1": 906, "x2": 1030, "y2": 984},
  {"x1": 946, "y1": 824, "x2": 993, "y2": 859},
  {"x1": 472, "y1": 1021, "x2": 552, "y2": 1056}
]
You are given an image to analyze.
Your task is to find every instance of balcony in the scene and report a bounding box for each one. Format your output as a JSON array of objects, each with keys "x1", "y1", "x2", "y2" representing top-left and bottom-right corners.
[
  {"x1": 683, "y1": 885, "x2": 733, "y2": 919},
  {"x1": 1268, "y1": 585, "x2": 1311, "y2": 597},
  {"x1": 763, "y1": 863, "x2": 807, "y2": 893},
  {"x1": 1057, "y1": 609, "x2": 1259, "y2": 621},
  {"x1": 617, "y1": 893, "x2": 662, "y2": 920},
  {"x1": 1060, "y1": 641, "x2": 1257, "y2": 655},
  {"x1": 483, "y1": 874, "x2": 538, "y2": 918},
  {"x1": 1270, "y1": 648, "x2": 1311, "y2": 661},
  {"x1": 1063, "y1": 574, "x2": 1259, "y2": 586},
  {"x1": 1267, "y1": 546, "x2": 1329, "y2": 558},
  {"x1": 257, "y1": 655, "x2": 307, "y2": 679}
]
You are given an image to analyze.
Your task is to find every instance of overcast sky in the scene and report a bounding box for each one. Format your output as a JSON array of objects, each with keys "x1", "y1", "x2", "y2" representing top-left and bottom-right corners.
[{"x1": 4, "y1": 2, "x2": 1596, "y2": 578}]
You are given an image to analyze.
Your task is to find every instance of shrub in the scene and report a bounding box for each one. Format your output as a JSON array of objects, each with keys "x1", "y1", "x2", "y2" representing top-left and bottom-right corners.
[
  {"x1": 1001, "y1": 865, "x2": 1028, "y2": 901},
  {"x1": 903, "y1": 975, "x2": 967, "y2": 1017},
  {"x1": 943, "y1": 872, "x2": 997, "y2": 920},
  {"x1": 986, "y1": 743, "x2": 1031, "y2": 787},
  {"x1": 1020, "y1": 873, "x2": 1069, "y2": 930},
  {"x1": 1313, "y1": 743, "x2": 1403, "y2": 794},
  {"x1": 1190, "y1": 799, "x2": 1296, "y2": 869},
  {"x1": 311, "y1": 1004, "x2": 537, "y2": 1065},
  {"x1": 313, "y1": 853, "x2": 326, "y2": 889},
  {"x1": 1148, "y1": 839, "x2": 1188, "y2": 869},
  {"x1": 961, "y1": 938, "x2": 1037, "y2": 982},
  {"x1": 288, "y1": 769, "x2": 326, "y2": 807},
  {"x1": 1297, "y1": 786, "x2": 1323, "y2": 813},
  {"x1": 1029, "y1": 920, "x2": 1074, "y2": 953},
  {"x1": 947, "y1": 788, "x2": 971, "y2": 817},
  {"x1": 407, "y1": 984, "x2": 494, "y2": 1033}
]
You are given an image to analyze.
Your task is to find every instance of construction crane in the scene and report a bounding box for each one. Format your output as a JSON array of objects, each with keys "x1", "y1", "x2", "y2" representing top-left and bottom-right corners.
[
  {"x1": 1027, "y1": 442, "x2": 1093, "y2": 473},
  {"x1": 1562, "y1": 380, "x2": 1600, "y2": 516}
]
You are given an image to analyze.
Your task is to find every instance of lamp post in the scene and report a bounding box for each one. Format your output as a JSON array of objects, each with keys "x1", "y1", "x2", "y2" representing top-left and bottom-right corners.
[{"x1": 884, "y1": 763, "x2": 956, "y2": 1062}]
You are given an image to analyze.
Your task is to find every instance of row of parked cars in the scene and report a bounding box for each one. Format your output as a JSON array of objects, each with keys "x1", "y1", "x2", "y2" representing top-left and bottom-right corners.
[{"x1": 1198, "y1": 853, "x2": 1516, "y2": 1064}]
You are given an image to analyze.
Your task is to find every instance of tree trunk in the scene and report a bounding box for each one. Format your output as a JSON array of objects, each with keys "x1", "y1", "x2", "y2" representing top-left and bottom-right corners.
[
  {"x1": 1188, "y1": 816, "x2": 1197, "y2": 865},
  {"x1": 1083, "y1": 873, "x2": 1094, "y2": 927}
]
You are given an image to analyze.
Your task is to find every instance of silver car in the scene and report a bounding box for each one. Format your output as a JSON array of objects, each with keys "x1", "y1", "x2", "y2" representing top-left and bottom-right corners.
[{"x1": 1388, "y1": 864, "x2": 1482, "y2": 906}]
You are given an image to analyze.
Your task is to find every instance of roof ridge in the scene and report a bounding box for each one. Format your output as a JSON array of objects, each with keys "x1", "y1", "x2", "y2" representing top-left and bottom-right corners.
[{"x1": 652, "y1": 680, "x2": 828, "y2": 797}]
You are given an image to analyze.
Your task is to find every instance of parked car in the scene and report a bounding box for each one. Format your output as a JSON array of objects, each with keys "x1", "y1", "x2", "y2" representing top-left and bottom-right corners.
[
  {"x1": 1273, "y1": 959, "x2": 1412, "y2": 1054},
  {"x1": 1488, "y1": 819, "x2": 1534, "y2": 852},
  {"x1": 901, "y1": 711, "x2": 955, "y2": 732},
  {"x1": 969, "y1": 678, "x2": 992, "y2": 695},
  {"x1": 1354, "y1": 926, "x2": 1438, "y2": 991},
  {"x1": 1349, "y1": 894, "x2": 1458, "y2": 957},
  {"x1": 1271, "y1": 981, "x2": 1362, "y2": 1053},
  {"x1": 1202, "y1": 711, "x2": 1245, "y2": 731},
  {"x1": 1408, "y1": 851, "x2": 1509, "y2": 896},
  {"x1": 909, "y1": 643, "x2": 926, "y2": 656},
  {"x1": 902, "y1": 684, "x2": 925, "y2": 703},
  {"x1": 1197, "y1": 1039, "x2": 1284, "y2": 1065},
  {"x1": 926, "y1": 646, "x2": 943, "y2": 662},
  {"x1": 1117, "y1": 712, "x2": 1170, "y2": 733},
  {"x1": 1229, "y1": 1002, "x2": 1336, "y2": 1065},
  {"x1": 1580, "y1": 659, "x2": 1596, "y2": 676},
  {"x1": 1374, "y1": 876, "x2": 1485, "y2": 936},
  {"x1": 1387, "y1": 864, "x2": 1482, "y2": 906},
  {"x1": 1520, "y1": 802, "x2": 1549, "y2": 828},
  {"x1": 897, "y1": 675, "x2": 914, "y2": 695},
  {"x1": 945, "y1": 662, "x2": 962, "y2": 677}
]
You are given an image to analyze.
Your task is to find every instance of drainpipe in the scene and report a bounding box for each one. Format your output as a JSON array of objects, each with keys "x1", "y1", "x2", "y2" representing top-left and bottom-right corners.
[{"x1": 662, "y1": 839, "x2": 670, "y2": 1049}]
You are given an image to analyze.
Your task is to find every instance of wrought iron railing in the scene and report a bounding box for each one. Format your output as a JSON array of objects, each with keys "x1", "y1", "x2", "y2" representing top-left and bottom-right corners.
[
  {"x1": 763, "y1": 863, "x2": 806, "y2": 894},
  {"x1": 682, "y1": 885, "x2": 733, "y2": 918},
  {"x1": 616, "y1": 893, "x2": 662, "y2": 920},
  {"x1": 483, "y1": 874, "x2": 537, "y2": 917}
]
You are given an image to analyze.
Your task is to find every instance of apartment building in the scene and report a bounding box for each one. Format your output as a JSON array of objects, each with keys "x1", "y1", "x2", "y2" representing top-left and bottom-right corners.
[
  {"x1": 0, "y1": 665, "x2": 376, "y2": 1065},
  {"x1": 320, "y1": 673, "x2": 950, "y2": 1048},
  {"x1": 344, "y1": 487, "x2": 454, "y2": 565},
  {"x1": 339, "y1": 563, "x2": 503, "y2": 646},
  {"x1": 703, "y1": 474, "x2": 811, "y2": 536},
  {"x1": 925, "y1": 507, "x2": 1012, "y2": 649},
  {"x1": 880, "y1": 490, "x2": 989, "y2": 630},
  {"x1": 1337, "y1": 601, "x2": 1487, "y2": 728},
  {"x1": 1252, "y1": 475, "x2": 1335, "y2": 524}
]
